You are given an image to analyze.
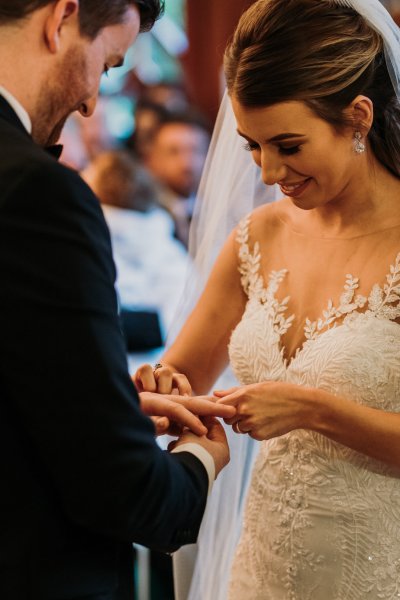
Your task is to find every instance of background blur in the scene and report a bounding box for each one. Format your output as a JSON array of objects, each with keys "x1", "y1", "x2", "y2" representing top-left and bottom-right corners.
[
  {"x1": 60, "y1": 0, "x2": 400, "y2": 169},
  {"x1": 60, "y1": 0, "x2": 260, "y2": 168}
]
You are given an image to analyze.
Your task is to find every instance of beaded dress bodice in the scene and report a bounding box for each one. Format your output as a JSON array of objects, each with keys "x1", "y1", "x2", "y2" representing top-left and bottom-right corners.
[{"x1": 228, "y1": 215, "x2": 400, "y2": 600}]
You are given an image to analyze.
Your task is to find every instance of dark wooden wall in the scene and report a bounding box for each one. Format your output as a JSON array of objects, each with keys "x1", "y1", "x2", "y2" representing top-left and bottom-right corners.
[
  {"x1": 181, "y1": 2, "x2": 400, "y2": 124},
  {"x1": 181, "y1": 0, "x2": 255, "y2": 124}
]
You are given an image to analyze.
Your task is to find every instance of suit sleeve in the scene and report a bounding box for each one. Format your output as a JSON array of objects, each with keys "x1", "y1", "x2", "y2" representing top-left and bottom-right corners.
[{"x1": 0, "y1": 158, "x2": 208, "y2": 552}]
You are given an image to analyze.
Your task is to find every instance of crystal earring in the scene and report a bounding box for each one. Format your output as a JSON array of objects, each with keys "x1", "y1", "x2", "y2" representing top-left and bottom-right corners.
[{"x1": 353, "y1": 131, "x2": 365, "y2": 154}]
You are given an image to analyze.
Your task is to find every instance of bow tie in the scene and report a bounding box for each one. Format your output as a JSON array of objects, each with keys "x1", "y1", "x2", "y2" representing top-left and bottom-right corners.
[{"x1": 45, "y1": 144, "x2": 64, "y2": 160}]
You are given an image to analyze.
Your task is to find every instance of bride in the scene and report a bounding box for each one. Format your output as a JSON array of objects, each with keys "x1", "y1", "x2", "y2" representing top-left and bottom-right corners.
[{"x1": 135, "y1": 0, "x2": 400, "y2": 597}]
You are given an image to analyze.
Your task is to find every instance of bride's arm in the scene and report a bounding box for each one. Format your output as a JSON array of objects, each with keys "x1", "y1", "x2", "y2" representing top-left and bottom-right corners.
[
  {"x1": 135, "y1": 229, "x2": 247, "y2": 395},
  {"x1": 216, "y1": 381, "x2": 400, "y2": 468},
  {"x1": 310, "y1": 389, "x2": 400, "y2": 468}
]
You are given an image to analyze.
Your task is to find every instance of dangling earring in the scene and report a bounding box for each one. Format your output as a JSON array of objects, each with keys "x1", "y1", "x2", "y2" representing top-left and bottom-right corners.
[{"x1": 353, "y1": 131, "x2": 365, "y2": 154}]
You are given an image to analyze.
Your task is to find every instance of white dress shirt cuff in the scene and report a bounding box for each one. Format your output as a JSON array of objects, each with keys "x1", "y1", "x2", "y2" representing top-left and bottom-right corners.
[{"x1": 171, "y1": 443, "x2": 215, "y2": 495}]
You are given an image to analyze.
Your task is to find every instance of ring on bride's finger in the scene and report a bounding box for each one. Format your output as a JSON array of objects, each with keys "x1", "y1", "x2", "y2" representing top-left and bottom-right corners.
[
  {"x1": 153, "y1": 362, "x2": 164, "y2": 372},
  {"x1": 234, "y1": 421, "x2": 245, "y2": 434}
]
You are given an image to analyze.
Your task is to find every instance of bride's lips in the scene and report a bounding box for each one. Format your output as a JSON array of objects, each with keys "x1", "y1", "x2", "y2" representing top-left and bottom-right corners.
[{"x1": 279, "y1": 178, "x2": 312, "y2": 198}]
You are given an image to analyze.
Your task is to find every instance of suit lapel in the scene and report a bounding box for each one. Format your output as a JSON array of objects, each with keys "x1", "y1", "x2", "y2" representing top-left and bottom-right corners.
[
  {"x1": 45, "y1": 144, "x2": 64, "y2": 160},
  {"x1": 0, "y1": 94, "x2": 30, "y2": 136}
]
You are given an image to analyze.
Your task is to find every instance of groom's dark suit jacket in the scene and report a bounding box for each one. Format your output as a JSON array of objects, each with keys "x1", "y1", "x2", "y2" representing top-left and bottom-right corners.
[{"x1": 0, "y1": 96, "x2": 208, "y2": 600}]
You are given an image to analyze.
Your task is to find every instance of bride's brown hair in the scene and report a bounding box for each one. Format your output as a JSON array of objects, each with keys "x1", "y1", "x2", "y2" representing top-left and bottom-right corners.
[{"x1": 224, "y1": 0, "x2": 400, "y2": 177}]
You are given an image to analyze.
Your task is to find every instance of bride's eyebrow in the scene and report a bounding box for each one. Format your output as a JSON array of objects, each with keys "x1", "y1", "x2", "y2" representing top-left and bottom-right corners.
[
  {"x1": 236, "y1": 130, "x2": 306, "y2": 143},
  {"x1": 236, "y1": 130, "x2": 254, "y2": 141},
  {"x1": 268, "y1": 133, "x2": 305, "y2": 142}
]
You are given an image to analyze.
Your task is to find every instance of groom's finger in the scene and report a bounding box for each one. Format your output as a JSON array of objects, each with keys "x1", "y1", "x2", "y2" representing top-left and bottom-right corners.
[
  {"x1": 140, "y1": 393, "x2": 208, "y2": 436},
  {"x1": 151, "y1": 416, "x2": 170, "y2": 436},
  {"x1": 162, "y1": 401, "x2": 208, "y2": 436},
  {"x1": 203, "y1": 417, "x2": 228, "y2": 443}
]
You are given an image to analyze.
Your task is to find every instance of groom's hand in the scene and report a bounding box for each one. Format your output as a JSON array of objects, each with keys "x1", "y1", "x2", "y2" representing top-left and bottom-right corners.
[
  {"x1": 139, "y1": 392, "x2": 236, "y2": 437},
  {"x1": 170, "y1": 417, "x2": 230, "y2": 477}
]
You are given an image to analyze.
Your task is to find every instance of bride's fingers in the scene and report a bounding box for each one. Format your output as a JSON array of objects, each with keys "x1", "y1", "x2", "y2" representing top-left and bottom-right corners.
[
  {"x1": 154, "y1": 367, "x2": 173, "y2": 394},
  {"x1": 134, "y1": 364, "x2": 193, "y2": 396},
  {"x1": 215, "y1": 391, "x2": 242, "y2": 406},
  {"x1": 213, "y1": 386, "x2": 239, "y2": 397},
  {"x1": 235, "y1": 419, "x2": 252, "y2": 434},
  {"x1": 133, "y1": 364, "x2": 156, "y2": 392},
  {"x1": 172, "y1": 373, "x2": 192, "y2": 396}
]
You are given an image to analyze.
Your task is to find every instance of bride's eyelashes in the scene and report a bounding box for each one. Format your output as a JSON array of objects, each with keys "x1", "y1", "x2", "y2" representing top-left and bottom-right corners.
[
  {"x1": 243, "y1": 141, "x2": 260, "y2": 151},
  {"x1": 279, "y1": 145, "x2": 301, "y2": 155},
  {"x1": 242, "y1": 141, "x2": 301, "y2": 155}
]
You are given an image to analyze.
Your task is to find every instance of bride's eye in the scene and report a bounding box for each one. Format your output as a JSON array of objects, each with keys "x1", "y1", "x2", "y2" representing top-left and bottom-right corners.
[
  {"x1": 279, "y1": 145, "x2": 301, "y2": 155},
  {"x1": 243, "y1": 141, "x2": 260, "y2": 152}
]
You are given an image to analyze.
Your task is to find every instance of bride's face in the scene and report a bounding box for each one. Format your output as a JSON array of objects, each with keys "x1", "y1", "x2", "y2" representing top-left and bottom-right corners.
[{"x1": 231, "y1": 96, "x2": 365, "y2": 211}]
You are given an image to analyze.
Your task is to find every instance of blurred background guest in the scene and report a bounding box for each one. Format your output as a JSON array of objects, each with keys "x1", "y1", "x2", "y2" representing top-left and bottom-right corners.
[
  {"x1": 81, "y1": 149, "x2": 189, "y2": 351},
  {"x1": 144, "y1": 109, "x2": 211, "y2": 247},
  {"x1": 134, "y1": 81, "x2": 190, "y2": 112},
  {"x1": 60, "y1": 95, "x2": 116, "y2": 171},
  {"x1": 127, "y1": 98, "x2": 169, "y2": 161}
]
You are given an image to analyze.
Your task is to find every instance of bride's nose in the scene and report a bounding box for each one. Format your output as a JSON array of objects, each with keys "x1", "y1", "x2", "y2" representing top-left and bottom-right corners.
[{"x1": 260, "y1": 149, "x2": 287, "y2": 186}]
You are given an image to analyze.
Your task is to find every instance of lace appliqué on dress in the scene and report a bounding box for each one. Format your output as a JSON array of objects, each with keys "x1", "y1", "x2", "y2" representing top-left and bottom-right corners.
[
  {"x1": 237, "y1": 214, "x2": 295, "y2": 339},
  {"x1": 307, "y1": 253, "x2": 400, "y2": 339},
  {"x1": 237, "y1": 213, "x2": 400, "y2": 345},
  {"x1": 228, "y1": 214, "x2": 400, "y2": 600}
]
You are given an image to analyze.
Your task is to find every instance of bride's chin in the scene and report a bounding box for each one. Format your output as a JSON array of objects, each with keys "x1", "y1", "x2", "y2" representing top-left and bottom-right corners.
[{"x1": 289, "y1": 197, "x2": 317, "y2": 211}]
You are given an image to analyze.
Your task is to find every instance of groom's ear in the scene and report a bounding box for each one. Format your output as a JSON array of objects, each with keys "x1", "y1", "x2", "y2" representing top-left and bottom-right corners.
[{"x1": 44, "y1": 0, "x2": 79, "y2": 54}]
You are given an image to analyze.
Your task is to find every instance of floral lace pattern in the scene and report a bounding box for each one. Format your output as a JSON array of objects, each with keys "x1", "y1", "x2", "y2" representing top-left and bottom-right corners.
[{"x1": 228, "y1": 214, "x2": 400, "y2": 600}]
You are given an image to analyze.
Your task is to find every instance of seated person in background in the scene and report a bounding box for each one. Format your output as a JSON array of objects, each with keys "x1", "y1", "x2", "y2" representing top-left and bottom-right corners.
[
  {"x1": 144, "y1": 109, "x2": 211, "y2": 248},
  {"x1": 138, "y1": 81, "x2": 190, "y2": 112},
  {"x1": 60, "y1": 94, "x2": 116, "y2": 171},
  {"x1": 127, "y1": 98, "x2": 169, "y2": 161},
  {"x1": 81, "y1": 149, "x2": 189, "y2": 350}
]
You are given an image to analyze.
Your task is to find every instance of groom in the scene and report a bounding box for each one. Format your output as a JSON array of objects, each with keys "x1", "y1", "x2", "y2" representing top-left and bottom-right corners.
[{"x1": 0, "y1": 2, "x2": 233, "y2": 599}]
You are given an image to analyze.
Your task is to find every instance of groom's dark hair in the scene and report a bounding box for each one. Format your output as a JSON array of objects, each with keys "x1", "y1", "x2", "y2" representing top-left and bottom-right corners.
[{"x1": 0, "y1": 0, "x2": 164, "y2": 35}]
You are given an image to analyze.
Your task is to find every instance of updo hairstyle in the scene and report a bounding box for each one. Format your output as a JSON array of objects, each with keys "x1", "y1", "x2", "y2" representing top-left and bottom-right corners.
[{"x1": 224, "y1": 0, "x2": 400, "y2": 177}]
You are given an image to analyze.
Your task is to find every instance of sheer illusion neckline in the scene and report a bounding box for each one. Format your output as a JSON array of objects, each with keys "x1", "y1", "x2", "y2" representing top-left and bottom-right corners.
[
  {"x1": 277, "y1": 215, "x2": 400, "y2": 241},
  {"x1": 236, "y1": 214, "x2": 400, "y2": 367}
]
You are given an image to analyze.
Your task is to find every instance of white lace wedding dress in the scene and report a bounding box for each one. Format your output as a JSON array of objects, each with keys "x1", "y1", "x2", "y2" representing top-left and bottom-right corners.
[{"x1": 228, "y1": 214, "x2": 400, "y2": 600}]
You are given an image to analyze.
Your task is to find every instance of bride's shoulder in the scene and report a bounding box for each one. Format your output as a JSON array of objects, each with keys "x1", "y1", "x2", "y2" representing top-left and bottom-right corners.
[{"x1": 241, "y1": 197, "x2": 290, "y2": 240}]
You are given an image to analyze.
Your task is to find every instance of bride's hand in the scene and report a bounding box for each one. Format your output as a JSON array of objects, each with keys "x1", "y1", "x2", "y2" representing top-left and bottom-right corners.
[
  {"x1": 133, "y1": 362, "x2": 192, "y2": 395},
  {"x1": 214, "y1": 381, "x2": 313, "y2": 441}
]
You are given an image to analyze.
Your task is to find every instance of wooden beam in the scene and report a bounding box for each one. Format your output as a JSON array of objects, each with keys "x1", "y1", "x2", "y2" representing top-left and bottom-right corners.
[{"x1": 181, "y1": 0, "x2": 255, "y2": 123}]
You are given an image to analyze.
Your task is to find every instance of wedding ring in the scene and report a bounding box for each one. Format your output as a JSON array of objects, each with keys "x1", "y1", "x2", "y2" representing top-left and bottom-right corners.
[
  {"x1": 153, "y1": 362, "x2": 164, "y2": 371},
  {"x1": 234, "y1": 421, "x2": 245, "y2": 434}
]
